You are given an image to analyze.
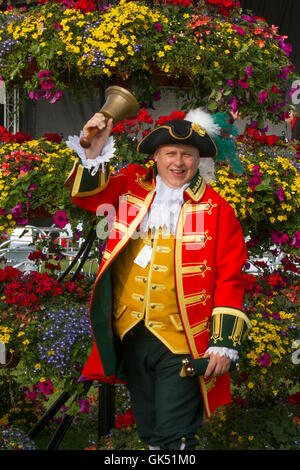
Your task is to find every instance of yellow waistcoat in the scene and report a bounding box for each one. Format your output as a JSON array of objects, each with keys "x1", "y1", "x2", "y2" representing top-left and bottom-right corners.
[{"x1": 112, "y1": 230, "x2": 190, "y2": 354}]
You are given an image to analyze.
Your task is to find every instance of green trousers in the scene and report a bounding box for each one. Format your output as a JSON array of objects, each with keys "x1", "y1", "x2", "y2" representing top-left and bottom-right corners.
[{"x1": 121, "y1": 322, "x2": 203, "y2": 450}]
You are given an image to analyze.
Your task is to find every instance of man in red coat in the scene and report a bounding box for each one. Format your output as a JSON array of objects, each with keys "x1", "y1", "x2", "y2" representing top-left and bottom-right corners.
[{"x1": 66, "y1": 109, "x2": 251, "y2": 450}]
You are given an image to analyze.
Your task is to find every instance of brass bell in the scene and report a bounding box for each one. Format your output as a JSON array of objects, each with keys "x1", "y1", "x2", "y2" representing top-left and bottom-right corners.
[{"x1": 80, "y1": 86, "x2": 140, "y2": 148}]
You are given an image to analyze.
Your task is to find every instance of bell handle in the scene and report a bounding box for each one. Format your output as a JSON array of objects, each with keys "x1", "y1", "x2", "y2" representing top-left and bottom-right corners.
[
  {"x1": 79, "y1": 113, "x2": 111, "y2": 149},
  {"x1": 79, "y1": 127, "x2": 103, "y2": 149}
]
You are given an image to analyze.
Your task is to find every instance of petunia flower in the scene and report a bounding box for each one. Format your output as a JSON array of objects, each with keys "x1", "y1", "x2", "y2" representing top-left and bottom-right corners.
[
  {"x1": 275, "y1": 186, "x2": 285, "y2": 201},
  {"x1": 258, "y1": 90, "x2": 268, "y2": 103},
  {"x1": 53, "y1": 210, "x2": 69, "y2": 229}
]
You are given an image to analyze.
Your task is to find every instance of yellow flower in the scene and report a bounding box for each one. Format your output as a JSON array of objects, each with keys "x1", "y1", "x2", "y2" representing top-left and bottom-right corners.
[
  {"x1": 157, "y1": 51, "x2": 165, "y2": 58},
  {"x1": 248, "y1": 382, "x2": 254, "y2": 389}
]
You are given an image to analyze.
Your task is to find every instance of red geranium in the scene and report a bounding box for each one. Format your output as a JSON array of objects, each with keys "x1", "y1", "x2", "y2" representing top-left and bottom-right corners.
[
  {"x1": 74, "y1": 0, "x2": 96, "y2": 13},
  {"x1": 155, "y1": 110, "x2": 186, "y2": 126},
  {"x1": 115, "y1": 409, "x2": 135, "y2": 429}
]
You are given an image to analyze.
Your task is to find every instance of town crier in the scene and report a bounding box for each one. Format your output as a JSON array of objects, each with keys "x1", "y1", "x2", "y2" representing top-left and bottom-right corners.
[{"x1": 65, "y1": 108, "x2": 252, "y2": 450}]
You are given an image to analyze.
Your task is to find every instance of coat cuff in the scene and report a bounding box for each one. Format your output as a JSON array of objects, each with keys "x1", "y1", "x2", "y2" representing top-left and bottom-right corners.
[
  {"x1": 209, "y1": 307, "x2": 252, "y2": 352},
  {"x1": 64, "y1": 158, "x2": 111, "y2": 198}
]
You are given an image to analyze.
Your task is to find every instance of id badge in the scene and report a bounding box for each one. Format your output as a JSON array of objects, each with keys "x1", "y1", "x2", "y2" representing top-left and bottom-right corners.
[{"x1": 134, "y1": 244, "x2": 152, "y2": 269}]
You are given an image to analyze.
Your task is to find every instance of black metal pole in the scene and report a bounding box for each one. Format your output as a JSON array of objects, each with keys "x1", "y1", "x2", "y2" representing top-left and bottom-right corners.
[
  {"x1": 98, "y1": 383, "x2": 115, "y2": 438},
  {"x1": 57, "y1": 225, "x2": 96, "y2": 282},
  {"x1": 46, "y1": 381, "x2": 93, "y2": 450},
  {"x1": 28, "y1": 391, "x2": 70, "y2": 439}
]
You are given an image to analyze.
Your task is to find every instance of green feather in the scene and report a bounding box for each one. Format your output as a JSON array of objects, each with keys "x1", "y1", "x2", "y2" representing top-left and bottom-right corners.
[{"x1": 212, "y1": 113, "x2": 244, "y2": 175}]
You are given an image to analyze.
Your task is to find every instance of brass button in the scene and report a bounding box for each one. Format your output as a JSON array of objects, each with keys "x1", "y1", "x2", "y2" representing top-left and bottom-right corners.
[
  {"x1": 151, "y1": 304, "x2": 156, "y2": 309},
  {"x1": 149, "y1": 322, "x2": 153, "y2": 327},
  {"x1": 140, "y1": 297, "x2": 144, "y2": 301},
  {"x1": 137, "y1": 313, "x2": 141, "y2": 318},
  {"x1": 154, "y1": 265, "x2": 159, "y2": 270},
  {"x1": 152, "y1": 285, "x2": 156, "y2": 290},
  {"x1": 143, "y1": 278, "x2": 147, "y2": 283}
]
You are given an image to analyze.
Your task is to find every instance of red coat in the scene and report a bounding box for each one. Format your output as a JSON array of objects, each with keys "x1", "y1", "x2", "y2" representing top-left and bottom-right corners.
[{"x1": 66, "y1": 160, "x2": 251, "y2": 417}]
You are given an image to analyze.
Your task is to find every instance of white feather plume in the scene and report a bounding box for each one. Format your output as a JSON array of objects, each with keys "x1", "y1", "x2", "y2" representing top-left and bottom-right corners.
[{"x1": 185, "y1": 108, "x2": 221, "y2": 137}]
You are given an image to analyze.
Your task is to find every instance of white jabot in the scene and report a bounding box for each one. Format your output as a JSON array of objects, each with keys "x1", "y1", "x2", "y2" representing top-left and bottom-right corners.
[
  {"x1": 140, "y1": 175, "x2": 189, "y2": 235},
  {"x1": 66, "y1": 133, "x2": 115, "y2": 176}
]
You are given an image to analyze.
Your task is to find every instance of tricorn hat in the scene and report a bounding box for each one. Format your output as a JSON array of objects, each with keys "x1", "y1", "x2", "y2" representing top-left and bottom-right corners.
[
  {"x1": 137, "y1": 108, "x2": 244, "y2": 174},
  {"x1": 137, "y1": 118, "x2": 217, "y2": 158}
]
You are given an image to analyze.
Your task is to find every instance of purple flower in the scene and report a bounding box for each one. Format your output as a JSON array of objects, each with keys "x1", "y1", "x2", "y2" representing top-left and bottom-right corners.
[
  {"x1": 290, "y1": 231, "x2": 300, "y2": 248},
  {"x1": 252, "y1": 165, "x2": 262, "y2": 176},
  {"x1": 227, "y1": 79, "x2": 234, "y2": 87},
  {"x1": 38, "y1": 70, "x2": 52, "y2": 79},
  {"x1": 153, "y1": 90, "x2": 162, "y2": 101},
  {"x1": 272, "y1": 312, "x2": 281, "y2": 320},
  {"x1": 0, "y1": 207, "x2": 6, "y2": 215},
  {"x1": 257, "y1": 353, "x2": 271, "y2": 367},
  {"x1": 238, "y1": 78, "x2": 249, "y2": 89},
  {"x1": 258, "y1": 90, "x2": 268, "y2": 103},
  {"x1": 271, "y1": 230, "x2": 289, "y2": 245},
  {"x1": 275, "y1": 186, "x2": 285, "y2": 201},
  {"x1": 276, "y1": 65, "x2": 293, "y2": 80},
  {"x1": 79, "y1": 398, "x2": 90, "y2": 414},
  {"x1": 249, "y1": 175, "x2": 262, "y2": 191},
  {"x1": 29, "y1": 90, "x2": 43, "y2": 100},
  {"x1": 28, "y1": 183, "x2": 37, "y2": 191},
  {"x1": 36, "y1": 378, "x2": 54, "y2": 396},
  {"x1": 49, "y1": 89, "x2": 63, "y2": 104},
  {"x1": 53, "y1": 210, "x2": 69, "y2": 229},
  {"x1": 232, "y1": 25, "x2": 245, "y2": 36},
  {"x1": 245, "y1": 66, "x2": 253, "y2": 78},
  {"x1": 40, "y1": 78, "x2": 54, "y2": 91},
  {"x1": 24, "y1": 385, "x2": 37, "y2": 400},
  {"x1": 278, "y1": 38, "x2": 292, "y2": 57},
  {"x1": 11, "y1": 202, "x2": 23, "y2": 218},
  {"x1": 229, "y1": 96, "x2": 238, "y2": 112}
]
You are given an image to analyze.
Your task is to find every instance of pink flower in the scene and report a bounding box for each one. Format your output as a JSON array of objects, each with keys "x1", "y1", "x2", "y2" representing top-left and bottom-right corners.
[
  {"x1": 271, "y1": 230, "x2": 289, "y2": 245},
  {"x1": 275, "y1": 186, "x2": 285, "y2": 201},
  {"x1": 79, "y1": 398, "x2": 90, "y2": 414},
  {"x1": 245, "y1": 66, "x2": 253, "y2": 78},
  {"x1": 38, "y1": 70, "x2": 52, "y2": 79},
  {"x1": 49, "y1": 89, "x2": 63, "y2": 103},
  {"x1": 36, "y1": 378, "x2": 54, "y2": 396},
  {"x1": 258, "y1": 90, "x2": 268, "y2": 103},
  {"x1": 290, "y1": 231, "x2": 300, "y2": 248},
  {"x1": 24, "y1": 385, "x2": 38, "y2": 400},
  {"x1": 154, "y1": 22, "x2": 162, "y2": 32},
  {"x1": 238, "y1": 79, "x2": 249, "y2": 89},
  {"x1": 257, "y1": 353, "x2": 271, "y2": 367},
  {"x1": 40, "y1": 78, "x2": 54, "y2": 91},
  {"x1": 53, "y1": 210, "x2": 69, "y2": 229}
]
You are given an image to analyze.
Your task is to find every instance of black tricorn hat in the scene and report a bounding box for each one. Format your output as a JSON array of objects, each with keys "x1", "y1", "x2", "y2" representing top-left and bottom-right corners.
[{"x1": 137, "y1": 119, "x2": 218, "y2": 158}]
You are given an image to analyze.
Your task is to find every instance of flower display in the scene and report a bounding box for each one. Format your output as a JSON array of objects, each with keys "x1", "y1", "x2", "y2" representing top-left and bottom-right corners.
[
  {"x1": 211, "y1": 140, "x2": 300, "y2": 255},
  {"x1": 0, "y1": 0, "x2": 298, "y2": 123},
  {"x1": 0, "y1": 130, "x2": 87, "y2": 234}
]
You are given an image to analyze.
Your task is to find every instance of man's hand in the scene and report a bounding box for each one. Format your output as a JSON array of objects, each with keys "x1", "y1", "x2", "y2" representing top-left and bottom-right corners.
[
  {"x1": 203, "y1": 352, "x2": 232, "y2": 379},
  {"x1": 83, "y1": 113, "x2": 114, "y2": 160}
]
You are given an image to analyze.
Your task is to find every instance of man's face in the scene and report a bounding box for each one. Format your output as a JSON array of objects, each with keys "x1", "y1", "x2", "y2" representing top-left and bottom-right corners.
[{"x1": 154, "y1": 144, "x2": 200, "y2": 189}]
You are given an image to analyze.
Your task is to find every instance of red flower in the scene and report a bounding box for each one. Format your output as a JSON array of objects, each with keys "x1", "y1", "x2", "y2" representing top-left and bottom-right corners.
[
  {"x1": 115, "y1": 409, "x2": 135, "y2": 429},
  {"x1": 74, "y1": 0, "x2": 96, "y2": 13},
  {"x1": 155, "y1": 110, "x2": 185, "y2": 126},
  {"x1": 42, "y1": 133, "x2": 62, "y2": 143},
  {"x1": 288, "y1": 392, "x2": 300, "y2": 405}
]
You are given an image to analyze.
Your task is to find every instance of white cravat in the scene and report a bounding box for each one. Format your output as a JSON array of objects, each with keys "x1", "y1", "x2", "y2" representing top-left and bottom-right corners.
[{"x1": 140, "y1": 175, "x2": 189, "y2": 235}]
